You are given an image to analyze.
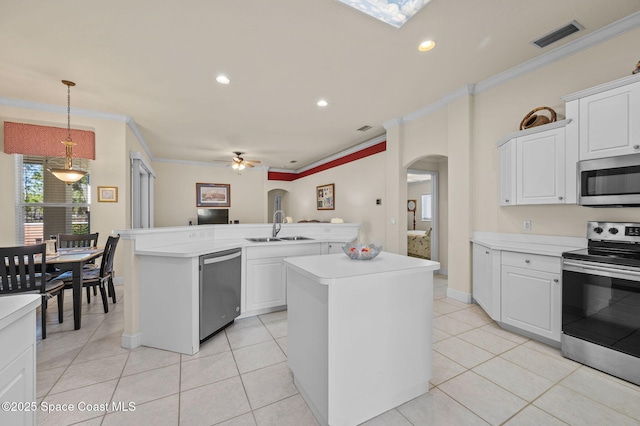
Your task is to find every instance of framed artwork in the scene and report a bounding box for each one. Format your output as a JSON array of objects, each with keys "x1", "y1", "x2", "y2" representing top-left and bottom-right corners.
[
  {"x1": 196, "y1": 183, "x2": 231, "y2": 207},
  {"x1": 97, "y1": 186, "x2": 118, "y2": 202},
  {"x1": 317, "y1": 183, "x2": 335, "y2": 210}
]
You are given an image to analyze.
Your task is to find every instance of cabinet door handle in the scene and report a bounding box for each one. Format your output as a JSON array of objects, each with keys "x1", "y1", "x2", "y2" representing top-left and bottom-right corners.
[
  {"x1": 485, "y1": 251, "x2": 490, "y2": 254},
  {"x1": 554, "y1": 278, "x2": 559, "y2": 283},
  {"x1": 525, "y1": 259, "x2": 530, "y2": 264},
  {"x1": 634, "y1": 145, "x2": 640, "y2": 149},
  {"x1": 505, "y1": 199, "x2": 509, "y2": 203},
  {"x1": 558, "y1": 196, "x2": 564, "y2": 200}
]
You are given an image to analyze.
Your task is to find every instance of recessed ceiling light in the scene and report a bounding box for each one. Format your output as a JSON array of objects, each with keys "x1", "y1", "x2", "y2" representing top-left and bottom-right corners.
[
  {"x1": 317, "y1": 99, "x2": 328, "y2": 107},
  {"x1": 418, "y1": 40, "x2": 436, "y2": 52},
  {"x1": 216, "y1": 75, "x2": 230, "y2": 84}
]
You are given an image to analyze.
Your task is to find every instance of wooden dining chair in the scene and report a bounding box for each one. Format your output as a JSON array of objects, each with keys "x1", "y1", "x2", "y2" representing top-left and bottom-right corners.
[
  {"x1": 56, "y1": 234, "x2": 120, "y2": 313},
  {"x1": 57, "y1": 232, "x2": 100, "y2": 296},
  {"x1": 0, "y1": 244, "x2": 66, "y2": 339}
]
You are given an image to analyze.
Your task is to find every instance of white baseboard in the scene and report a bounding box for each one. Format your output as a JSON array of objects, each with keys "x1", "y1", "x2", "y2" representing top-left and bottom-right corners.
[
  {"x1": 446, "y1": 287, "x2": 473, "y2": 304},
  {"x1": 121, "y1": 332, "x2": 141, "y2": 350}
]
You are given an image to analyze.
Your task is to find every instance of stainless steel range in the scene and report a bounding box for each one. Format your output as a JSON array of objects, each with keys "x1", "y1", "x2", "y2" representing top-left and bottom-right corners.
[{"x1": 562, "y1": 222, "x2": 640, "y2": 386}]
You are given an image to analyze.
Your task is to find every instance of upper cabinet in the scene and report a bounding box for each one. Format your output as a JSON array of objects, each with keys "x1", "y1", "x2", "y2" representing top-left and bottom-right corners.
[
  {"x1": 496, "y1": 120, "x2": 575, "y2": 206},
  {"x1": 563, "y1": 74, "x2": 640, "y2": 161}
]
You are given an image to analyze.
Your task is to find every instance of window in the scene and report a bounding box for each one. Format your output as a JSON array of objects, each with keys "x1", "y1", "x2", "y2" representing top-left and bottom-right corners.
[
  {"x1": 421, "y1": 194, "x2": 432, "y2": 221},
  {"x1": 16, "y1": 155, "x2": 90, "y2": 245}
]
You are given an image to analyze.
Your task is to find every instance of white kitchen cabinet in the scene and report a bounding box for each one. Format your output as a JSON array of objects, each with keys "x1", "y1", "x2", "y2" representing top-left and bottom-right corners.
[
  {"x1": 472, "y1": 243, "x2": 500, "y2": 320},
  {"x1": 498, "y1": 140, "x2": 516, "y2": 206},
  {"x1": 496, "y1": 120, "x2": 575, "y2": 206},
  {"x1": 516, "y1": 127, "x2": 566, "y2": 205},
  {"x1": 0, "y1": 295, "x2": 40, "y2": 426},
  {"x1": 563, "y1": 75, "x2": 640, "y2": 161},
  {"x1": 245, "y1": 243, "x2": 322, "y2": 314},
  {"x1": 326, "y1": 242, "x2": 345, "y2": 254},
  {"x1": 500, "y1": 252, "x2": 561, "y2": 343}
]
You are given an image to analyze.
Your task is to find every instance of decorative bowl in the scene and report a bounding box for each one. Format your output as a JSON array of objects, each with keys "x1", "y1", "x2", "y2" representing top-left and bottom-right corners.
[{"x1": 342, "y1": 243, "x2": 382, "y2": 260}]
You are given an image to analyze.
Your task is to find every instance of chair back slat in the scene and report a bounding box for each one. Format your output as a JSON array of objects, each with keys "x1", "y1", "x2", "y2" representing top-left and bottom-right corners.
[
  {"x1": 57, "y1": 233, "x2": 99, "y2": 249},
  {"x1": 0, "y1": 244, "x2": 46, "y2": 294},
  {"x1": 100, "y1": 235, "x2": 120, "y2": 278}
]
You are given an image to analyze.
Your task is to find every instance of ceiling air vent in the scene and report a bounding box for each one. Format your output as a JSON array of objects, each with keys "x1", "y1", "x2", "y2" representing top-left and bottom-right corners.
[
  {"x1": 357, "y1": 125, "x2": 372, "y2": 132},
  {"x1": 531, "y1": 20, "x2": 583, "y2": 48}
]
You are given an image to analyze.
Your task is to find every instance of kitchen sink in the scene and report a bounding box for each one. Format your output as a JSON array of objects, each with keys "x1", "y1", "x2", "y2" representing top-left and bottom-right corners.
[
  {"x1": 246, "y1": 237, "x2": 282, "y2": 242},
  {"x1": 279, "y1": 236, "x2": 314, "y2": 241}
]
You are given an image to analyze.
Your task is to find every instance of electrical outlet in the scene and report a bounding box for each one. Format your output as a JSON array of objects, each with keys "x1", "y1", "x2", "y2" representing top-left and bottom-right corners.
[{"x1": 524, "y1": 220, "x2": 532, "y2": 232}]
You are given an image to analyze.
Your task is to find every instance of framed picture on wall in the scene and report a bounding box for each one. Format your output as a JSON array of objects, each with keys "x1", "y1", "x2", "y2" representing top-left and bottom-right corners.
[
  {"x1": 98, "y1": 186, "x2": 118, "y2": 202},
  {"x1": 317, "y1": 183, "x2": 335, "y2": 210},
  {"x1": 196, "y1": 183, "x2": 231, "y2": 207}
]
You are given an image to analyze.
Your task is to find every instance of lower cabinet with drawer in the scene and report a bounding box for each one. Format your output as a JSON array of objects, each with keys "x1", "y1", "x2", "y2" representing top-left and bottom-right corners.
[{"x1": 500, "y1": 252, "x2": 562, "y2": 344}]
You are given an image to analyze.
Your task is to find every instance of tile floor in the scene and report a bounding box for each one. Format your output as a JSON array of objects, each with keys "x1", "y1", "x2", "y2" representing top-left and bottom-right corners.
[{"x1": 33, "y1": 276, "x2": 640, "y2": 425}]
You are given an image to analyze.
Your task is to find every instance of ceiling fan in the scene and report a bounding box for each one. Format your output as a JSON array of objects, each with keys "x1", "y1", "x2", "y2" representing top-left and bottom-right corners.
[{"x1": 229, "y1": 151, "x2": 261, "y2": 170}]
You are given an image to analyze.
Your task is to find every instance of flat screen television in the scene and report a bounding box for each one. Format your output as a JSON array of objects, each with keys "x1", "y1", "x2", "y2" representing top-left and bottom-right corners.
[{"x1": 197, "y1": 208, "x2": 229, "y2": 225}]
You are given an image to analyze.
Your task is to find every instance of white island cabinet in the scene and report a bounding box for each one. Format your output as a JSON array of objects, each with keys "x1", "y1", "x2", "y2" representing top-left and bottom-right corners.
[
  {"x1": 284, "y1": 252, "x2": 440, "y2": 426},
  {"x1": 0, "y1": 294, "x2": 40, "y2": 426}
]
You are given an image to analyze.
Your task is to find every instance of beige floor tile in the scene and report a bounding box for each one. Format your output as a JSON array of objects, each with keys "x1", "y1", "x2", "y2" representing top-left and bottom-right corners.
[
  {"x1": 359, "y1": 408, "x2": 412, "y2": 425},
  {"x1": 439, "y1": 298, "x2": 471, "y2": 309},
  {"x1": 102, "y1": 394, "x2": 179, "y2": 426},
  {"x1": 276, "y1": 336, "x2": 288, "y2": 355},
  {"x1": 227, "y1": 316, "x2": 262, "y2": 330},
  {"x1": 226, "y1": 324, "x2": 273, "y2": 349},
  {"x1": 265, "y1": 320, "x2": 288, "y2": 339},
  {"x1": 397, "y1": 388, "x2": 488, "y2": 425},
  {"x1": 432, "y1": 327, "x2": 450, "y2": 343},
  {"x1": 88, "y1": 318, "x2": 124, "y2": 342},
  {"x1": 439, "y1": 371, "x2": 527, "y2": 425},
  {"x1": 233, "y1": 340, "x2": 287, "y2": 374},
  {"x1": 559, "y1": 368, "x2": 640, "y2": 420},
  {"x1": 112, "y1": 364, "x2": 180, "y2": 406},
  {"x1": 259, "y1": 310, "x2": 288, "y2": 324},
  {"x1": 501, "y1": 346, "x2": 578, "y2": 382},
  {"x1": 534, "y1": 385, "x2": 637, "y2": 425},
  {"x1": 73, "y1": 336, "x2": 131, "y2": 364},
  {"x1": 446, "y1": 308, "x2": 492, "y2": 327},
  {"x1": 179, "y1": 376, "x2": 251, "y2": 425},
  {"x1": 182, "y1": 331, "x2": 231, "y2": 361},
  {"x1": 472, "y1": 357, "x2": 554, "y2": 402},
  {"x1": 479, "y1": 322, "x2": 529, "y2": 344},
  {"x1": 181, "y1": 351, "x2": 239, "y2": 391},
  {"x1": 458, "y1": 327, "x2": 520, "y2": 355},
  {"x1": 504, "y1": 405, "x2": 566, "y2": 426},
  {"x1": 253, "y1": 394, "x2": 319, "y2": 426},
  {"x1": 430, "y1": 351, "x2": 467, "y2": 386},
  {"x1": 434, "y1": 337, "x2": 494, "y2": 369},
  {"x1": 37, "y1": 380, "x2": 118, "y2": 426},
  {"x1": 49, "y1": 353, "x2": 128, "y2": 395},
  {"x1": 123, "y1": 346, "x2": 181, "y2": 377},
  {"x1": 433, "y1": 299, "x2": 460, "y2": 315},
  {"x1": 242, "y1": 362, "x2": 298, "y2": 409},
  {"x1": 216, "y1": 412, "x2": 258, "y2": 425},
  {"x1": 36, "y1": 366, "x2": 66, "y2": 398},
  {"x1": 38, "y1": 326, "x2": 98, "y2": 351},
  {"x1": 432, "y1": 315, "x2": 476, "y2": 336},
  {"x1": 36, "y1": 343, "x2": 84, "y2": 372}
]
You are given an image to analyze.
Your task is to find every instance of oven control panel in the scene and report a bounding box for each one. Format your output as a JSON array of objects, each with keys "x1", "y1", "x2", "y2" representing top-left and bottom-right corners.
[{"x1": 587, "y1": 221, "x2": 640, "y2": 242}]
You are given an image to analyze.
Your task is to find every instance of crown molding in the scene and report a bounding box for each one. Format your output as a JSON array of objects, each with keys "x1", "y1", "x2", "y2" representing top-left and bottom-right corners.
[{"x1": 384, "y1": 10, "x2": 640, "y2": 129}]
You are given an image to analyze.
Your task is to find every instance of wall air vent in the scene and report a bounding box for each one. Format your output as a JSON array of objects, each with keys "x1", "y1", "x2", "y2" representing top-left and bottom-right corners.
[
  {"x1": 531, "y1": 20, "x2": 583, "y2": 48},
  {"x1": 357, "y1": 125, "x2": 372, "y2": 132}
]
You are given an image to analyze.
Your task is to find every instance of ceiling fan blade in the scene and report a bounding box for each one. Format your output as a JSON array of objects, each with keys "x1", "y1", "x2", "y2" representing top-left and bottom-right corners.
[
  {"x1": 244, "y1": 160, "x2": 261, "y2": 165},
  {"x1": 244, "y1": 163, "x2": 255, "y2": 168}
]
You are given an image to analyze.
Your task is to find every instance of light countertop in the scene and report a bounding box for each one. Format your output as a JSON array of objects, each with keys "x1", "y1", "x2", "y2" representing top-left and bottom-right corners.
[
  {"x1": 0, "y1": 294, "x2": 40, "y2": 331},
  {"x1": 471, "y1": 231, "x2": 587, "y2": 257},
  {"x1": 284, "y1": 252, "x2": 440, "y2": 285}
]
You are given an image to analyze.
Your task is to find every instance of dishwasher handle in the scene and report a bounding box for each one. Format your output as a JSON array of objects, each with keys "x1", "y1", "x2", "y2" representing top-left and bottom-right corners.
[{"x1": 203, "y1": 250, "x2": 241, "y2": 265}]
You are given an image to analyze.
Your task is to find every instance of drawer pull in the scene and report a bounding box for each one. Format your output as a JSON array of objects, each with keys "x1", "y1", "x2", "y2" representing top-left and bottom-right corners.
[
  {"x1": 525, "y1": 259, "x2": 530, "y2": 264},
  {"x1": 505, "y1": 199, "x2": 509, "y2": 203},
  {"x1": 485, "y1": 251, "x2": 490, "y2": 255}
]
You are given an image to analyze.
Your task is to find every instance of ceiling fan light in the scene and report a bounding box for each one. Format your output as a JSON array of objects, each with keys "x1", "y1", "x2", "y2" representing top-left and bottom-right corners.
[
  {"x1": 232, "y1": 162, "x2": 239, "y2": 170},
  {"x1": 238, "y1": 163, "x2": 245, "y2": 170}
]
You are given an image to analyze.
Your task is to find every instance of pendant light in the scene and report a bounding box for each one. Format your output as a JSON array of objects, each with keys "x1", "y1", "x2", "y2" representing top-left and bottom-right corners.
[{"x1": 50, "y1": 80, "x2": 87, "y2": 184}]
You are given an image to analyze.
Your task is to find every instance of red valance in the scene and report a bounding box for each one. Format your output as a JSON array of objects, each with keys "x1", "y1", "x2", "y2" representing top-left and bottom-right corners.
[{"x1": 3, "y1": 121, "x2": 95, "y2": 159}]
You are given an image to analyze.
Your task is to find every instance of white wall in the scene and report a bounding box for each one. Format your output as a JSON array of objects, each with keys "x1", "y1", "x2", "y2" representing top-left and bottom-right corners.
[
  {"x1": 287, "y1": 152, "x2": 386, "y2": 245},
  {"x1": 151, "y1": 162, "x2": 267, "y2": 227}
]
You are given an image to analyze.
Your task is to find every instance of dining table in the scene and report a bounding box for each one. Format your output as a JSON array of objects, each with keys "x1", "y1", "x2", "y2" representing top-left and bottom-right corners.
[{"x1": 44, "y1": 247, "x2": 104, "y2": 330}]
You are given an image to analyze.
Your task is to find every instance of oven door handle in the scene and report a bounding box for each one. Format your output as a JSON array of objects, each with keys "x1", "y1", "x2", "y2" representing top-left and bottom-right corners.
[{"x1": 563, "y1": 260, "x2": 640, "y2": 281}]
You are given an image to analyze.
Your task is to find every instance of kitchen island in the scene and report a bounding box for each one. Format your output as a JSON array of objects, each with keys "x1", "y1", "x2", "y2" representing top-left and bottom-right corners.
[{"x1": 284, "y1": 252, "x2": 440, "y2": 426}]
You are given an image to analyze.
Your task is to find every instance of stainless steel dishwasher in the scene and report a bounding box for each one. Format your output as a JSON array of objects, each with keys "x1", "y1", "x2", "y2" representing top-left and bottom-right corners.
[{"x1": 199, "y1": 248, "x2": 242, "y2": 342}]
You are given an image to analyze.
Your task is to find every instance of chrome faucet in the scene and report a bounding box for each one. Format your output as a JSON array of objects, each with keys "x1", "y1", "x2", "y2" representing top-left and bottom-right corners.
[{"x1": 272, "y1": 210, "x2": 285, "y2": 238}]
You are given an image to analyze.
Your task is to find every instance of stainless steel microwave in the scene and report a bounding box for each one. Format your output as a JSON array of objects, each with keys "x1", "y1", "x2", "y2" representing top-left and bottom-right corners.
[{"x1": 578, "y1": 153, "x2": 640, "y2": 207}]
